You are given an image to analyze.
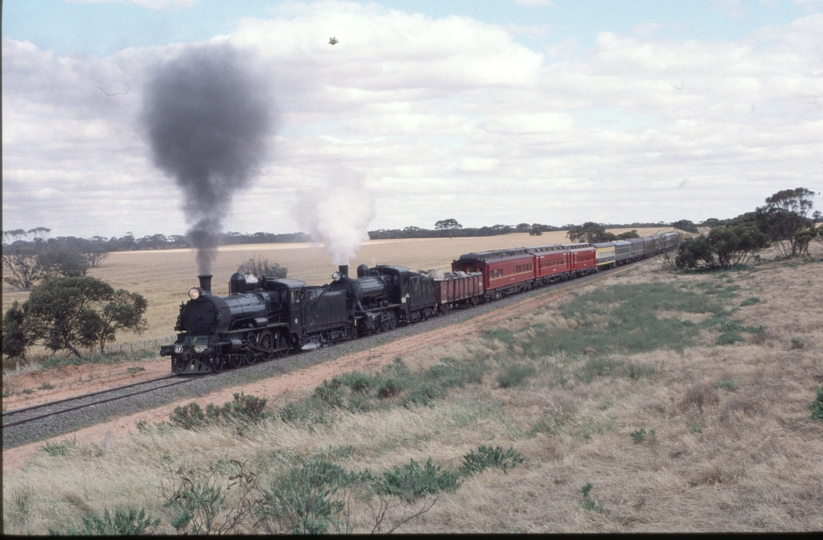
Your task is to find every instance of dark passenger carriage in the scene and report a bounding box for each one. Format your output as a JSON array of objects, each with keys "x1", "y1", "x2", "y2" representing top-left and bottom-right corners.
[
  {"x1": 613, "y1": 240, "x2": 633, "y2": 265},
  {"x1": 628, "y1": 237, "x2": 646, "y2": 261}
]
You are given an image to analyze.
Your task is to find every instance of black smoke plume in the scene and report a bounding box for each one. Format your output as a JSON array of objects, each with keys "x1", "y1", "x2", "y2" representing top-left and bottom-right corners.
[{"x1": 142, "y1": 43, "x2": 274, "y2": 274}]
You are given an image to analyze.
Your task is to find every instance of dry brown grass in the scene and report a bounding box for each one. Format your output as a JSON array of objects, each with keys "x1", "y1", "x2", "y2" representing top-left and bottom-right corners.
[{"x1": 3, "y1": 237, "x2": 823, "y2": 534}]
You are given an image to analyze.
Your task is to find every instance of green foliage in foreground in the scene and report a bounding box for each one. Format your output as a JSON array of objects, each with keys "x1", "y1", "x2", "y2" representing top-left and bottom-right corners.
[
  {"x1": 810, "y1": 388, "x2": 823, "y2": 422},
  {"x1": 41, "y1": 437, "x2": 77, "y2": 457},
  {"x1": 259, "y1": 458, "x2": 371, "y2": 534},
  {"x1": 158, "y1": 449, "x2": 497, "y2": 534},
  {"x1": 376, "y1": 458, "x2": 463, "y2": 502},
  {"x1": 168, "y1": 393, "x2": 270, "y2": 431},
  {"x1": 459, "y1": 446, "x2": 524, "y2": 476},
  {"x1": 48, "y1": 507, "x2": 160, "y2": 536},
  {"x1": 581, "y1": 483, "x2": 603, "y2": 513}
]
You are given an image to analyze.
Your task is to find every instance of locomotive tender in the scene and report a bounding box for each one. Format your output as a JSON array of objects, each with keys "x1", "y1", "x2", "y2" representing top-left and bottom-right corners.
[{"x1": 161, "y1": 232, "x2": 680, "y2": 374}]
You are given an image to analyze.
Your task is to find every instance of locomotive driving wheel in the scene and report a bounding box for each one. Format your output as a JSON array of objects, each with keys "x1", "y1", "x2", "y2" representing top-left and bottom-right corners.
[
  {"x1": 245, "y1": 332, "x2": 258, "y2": 366},
  {"x1": 381, "y1": 313, "x2": 392, "y2": 332},
  {"x1": 256, "y1": 330, "x2": 274, "y2": 363},
  {"x1": 274, "y1": 330, "x2": 289, "y2": 358},
  {"x1": 230, "y1": 354, "x2": 244, "y2": 369},
  {"x1": 211, "y1": 352, "x2": 224, "y2": 373}
]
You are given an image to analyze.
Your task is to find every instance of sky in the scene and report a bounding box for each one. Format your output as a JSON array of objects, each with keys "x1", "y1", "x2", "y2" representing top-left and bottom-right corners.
[{"x1": 3, "y1": 0, "x2": 823, "y2": 243}]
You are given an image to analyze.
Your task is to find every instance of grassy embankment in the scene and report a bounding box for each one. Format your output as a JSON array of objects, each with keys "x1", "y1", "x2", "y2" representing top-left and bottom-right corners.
[{"x1": 3, "y1": 245, "x2": 823, "y2": 533}]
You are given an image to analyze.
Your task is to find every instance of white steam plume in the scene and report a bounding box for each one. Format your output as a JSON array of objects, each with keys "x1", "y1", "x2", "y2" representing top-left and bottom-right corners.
[{"x1": 293, "y1": 168, "x2": 375, "y2": 266}]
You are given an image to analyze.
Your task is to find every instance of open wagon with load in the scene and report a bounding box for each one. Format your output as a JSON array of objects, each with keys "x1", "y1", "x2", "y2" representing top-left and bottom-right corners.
[{"x1": 425, "y1": 270, "x2": 485, "y2": 311}]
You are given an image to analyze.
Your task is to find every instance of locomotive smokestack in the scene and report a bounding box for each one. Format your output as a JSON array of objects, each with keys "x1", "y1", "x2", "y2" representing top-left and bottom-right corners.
[
  {"x1": 338, "y1": 265, "x2": 349, "y2": 278},
  {"x1": 198, "y1": 274, "x2": 213, "y2": 293}
]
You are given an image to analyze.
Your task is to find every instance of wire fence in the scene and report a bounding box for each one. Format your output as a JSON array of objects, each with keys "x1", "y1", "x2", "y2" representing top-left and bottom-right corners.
[
  {"x1": 90, "y1": 334, "x2": 178, "y2": 359},
  {"x1": 2, "y1": 334, "x2": 179, "y2": 373}
]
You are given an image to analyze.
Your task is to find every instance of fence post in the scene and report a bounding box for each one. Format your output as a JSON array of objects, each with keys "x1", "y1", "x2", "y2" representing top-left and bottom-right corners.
[{"x1": 103, "y1": 430, "x2": 111, "y2": 457}]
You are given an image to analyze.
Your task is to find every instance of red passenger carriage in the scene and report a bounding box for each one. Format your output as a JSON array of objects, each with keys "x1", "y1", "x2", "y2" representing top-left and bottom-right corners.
[{"x1": 452, "y1": 248, "x2": 535, "y2": 299}]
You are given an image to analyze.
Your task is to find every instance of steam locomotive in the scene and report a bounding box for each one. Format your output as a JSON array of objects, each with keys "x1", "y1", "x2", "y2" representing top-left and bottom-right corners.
[{"x1": 161, "y1": 232, "x2": 680, "y2": 374}]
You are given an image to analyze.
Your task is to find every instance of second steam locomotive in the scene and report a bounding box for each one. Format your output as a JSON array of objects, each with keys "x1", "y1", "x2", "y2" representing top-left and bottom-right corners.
[{"x1": 161, "y1": 232, "x2": 680, "y2": 374}]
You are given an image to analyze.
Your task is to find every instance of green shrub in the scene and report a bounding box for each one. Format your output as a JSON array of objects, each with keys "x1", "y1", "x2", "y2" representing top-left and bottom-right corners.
[
  {"x1": 333, "y1": 371, "x2": 373, "y2": 393},
  {"x1": 170, "y1": 393, "x2": 269, "y2": 430},
  {"x1": 717, "y1": 332, "x2": 745, "y2": 345},
  {"x1": 377, "y1": 378, "x2": 405, "y2": 399},
  {"x1": 169, "y1": 402, "x2": 207, "y2": 430},
  {"x1": 237, "y1": 256, "x2": 287, "y2": 279},
  {"x1": 459, "y1": 445, "x2": 524, "y2": 476},
  {"x1": 790, "y1": 338, "x2": 807, "y2": 350},
  {"x1": 810, "y1": 388, "x2": 823, "y2": 422},
  {"x1": 496, "y1": 363, "x2": 536, "y2": 388},
  {"x1": 375, "y1": 458, "x2": 462, "y2": 502},
  {"x1": 162, "y1": 467, "x2": 228, "y2": 534},
  {"x1": 739, "y1": 297, "x2": 761, "y2": 307},
  {"x1": 314, "y1": 381, "x2": 345, "y2": 408},
  {"x1": 423, "y1": 357, "x2": 486, "y2": 388},
  {"x1": 401, "y1": 383, "x2": 446, "y2": 408},
  {"x1": 580, "y1": 483, "x2": 603, "y2": 512},
  {"x1": 503, "y1": 282, "x2": 723, "y2": 361},
  {"x1": 630, "y1": 427, "x2": 656, "y2": 444},
  {"x1": 48, "y1": 507, "x2": 160, "y2": 536},
  {"x1": 41, "y1": 437, "x2": 77, "y2": 457},
  {"x1": 257, "y1": 459, "x2": 361, "y2": 535}
]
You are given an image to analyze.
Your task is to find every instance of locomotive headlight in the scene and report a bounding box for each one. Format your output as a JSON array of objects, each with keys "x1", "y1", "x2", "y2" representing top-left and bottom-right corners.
[
  {"x1": 332, "y1": 271, "x2": 342, "y2": 282},
  {"x1": 194, "y1": 344, "x2": 207, "y2": 354},
  {"x1": 174, "y1": 345, "x2": 183, "y2": 354},
  {"x1": 189, "y1": 287, "x2": 201, "y2": 300}
]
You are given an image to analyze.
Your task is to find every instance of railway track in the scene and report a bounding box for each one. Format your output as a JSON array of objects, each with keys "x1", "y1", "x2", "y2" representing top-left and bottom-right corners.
[
  {"x1": 4, "y1": 261, "x2": 634, "y2": 428},
  {"x1": 2, "y1": 375, "x2": 203, "y2": 429}
]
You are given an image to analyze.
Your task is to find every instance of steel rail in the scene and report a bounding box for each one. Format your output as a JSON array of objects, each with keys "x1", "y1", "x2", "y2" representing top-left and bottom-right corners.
[
  {"x1": 1, "y1": 376, "x2": 202, "y2": 429},
  {"x1": 2, "y1": 375, "x2": 178, "y2": 417}
]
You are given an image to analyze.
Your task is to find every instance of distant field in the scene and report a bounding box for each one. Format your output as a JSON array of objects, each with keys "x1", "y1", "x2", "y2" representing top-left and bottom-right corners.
[{"x1": 2, "y1": 228, "x2": 673, "y2": 347}]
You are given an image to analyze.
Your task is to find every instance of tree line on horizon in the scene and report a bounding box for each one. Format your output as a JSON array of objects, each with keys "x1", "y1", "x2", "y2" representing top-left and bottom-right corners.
[{"x1": 4, "y1": 190, "x2": 821, "y2": 292}]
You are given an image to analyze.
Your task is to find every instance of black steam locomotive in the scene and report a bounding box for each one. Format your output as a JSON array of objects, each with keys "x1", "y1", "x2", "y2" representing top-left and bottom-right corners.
[{"x1": 160, "y1": 265, "x2": 440, "y2": 374}]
